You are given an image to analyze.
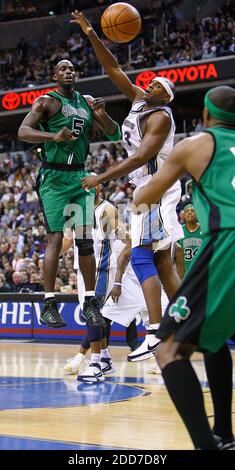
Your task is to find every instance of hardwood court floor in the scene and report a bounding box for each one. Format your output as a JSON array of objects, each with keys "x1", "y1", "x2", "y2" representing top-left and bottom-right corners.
[{"x1": 0, "y1": 342, "x2": 234, "y2": 450}]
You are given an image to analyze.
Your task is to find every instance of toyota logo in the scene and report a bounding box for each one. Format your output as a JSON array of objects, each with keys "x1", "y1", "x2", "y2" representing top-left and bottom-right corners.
[
  {"x1": 2, "y1": 92, "x2": 21, "y2": 110},
  {"x1": 135, "y1": 71, "x2": 157, "y2": 90}
]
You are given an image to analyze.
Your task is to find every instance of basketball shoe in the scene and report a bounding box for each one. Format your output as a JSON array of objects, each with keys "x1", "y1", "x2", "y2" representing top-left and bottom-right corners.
[
  {"x1": 63, "y1": 352, "x2": 86, "y2": 374},
  {"x1": 127, "y1": 334, "x2": 161, "y2": 362},
  {"x1": 81, "y1": 297, "x2": 106, "y2": 327},
  {"x1": 214, "y1": 434, "x2": 235, "y2": 450},
  {"x1": 77, "y1": 362, "x2": 105, "y2": 383},
  {"x1": 40, "y1": 298, "x2": 66, "y2": 328},
  {"x1": 100, "y1": 357, "x2": 116, "y2": 375}
]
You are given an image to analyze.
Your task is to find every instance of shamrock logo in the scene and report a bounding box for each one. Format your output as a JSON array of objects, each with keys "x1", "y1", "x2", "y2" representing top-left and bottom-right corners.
[{"x1": 169, "y1": 296, "x2": 191, "y2": 323}]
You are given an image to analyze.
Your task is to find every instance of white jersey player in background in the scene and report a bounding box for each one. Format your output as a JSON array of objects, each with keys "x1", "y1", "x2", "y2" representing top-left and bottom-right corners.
[
  {"x1": 63, "y1": 182, "x2": 140, "y2": 380},
  {"x1": 62, "y1": 181, "x2": 117, "y2": 382},
  {"x1": 74, "y1": 11, "x2": 183, "y2": 362}
]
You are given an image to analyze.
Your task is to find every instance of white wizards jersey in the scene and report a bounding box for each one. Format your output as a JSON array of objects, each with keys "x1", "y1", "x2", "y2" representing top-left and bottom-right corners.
[{"x1": 122, "y1": 100, "x2": 175, "y2": 187}]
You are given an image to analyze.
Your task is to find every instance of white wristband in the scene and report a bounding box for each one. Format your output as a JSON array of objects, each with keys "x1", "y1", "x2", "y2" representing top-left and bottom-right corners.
[{"x1": 114, "y1": 282, "x2": 122, "y2": 286}]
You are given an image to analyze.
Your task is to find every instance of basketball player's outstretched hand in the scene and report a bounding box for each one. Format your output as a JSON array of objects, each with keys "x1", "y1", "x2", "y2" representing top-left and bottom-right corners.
[
  {"x1": 70, "y1": 11, "x2": 93, "y2": 35},
  {"x1": 81, "y1": 175, "x2": 99, "y2": 190}
]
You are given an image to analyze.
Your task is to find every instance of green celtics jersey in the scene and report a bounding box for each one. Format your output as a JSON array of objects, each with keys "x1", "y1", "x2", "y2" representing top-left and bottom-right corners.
[
  {"x1": 193, "y1": 127, "x2": 235, "y2": 234},
  {"x1": 178, "y1": 224, "x2": 203, "y2": 274},
  {"x1": 39, "y1": 90, "x2": 93, "y2": 165}
]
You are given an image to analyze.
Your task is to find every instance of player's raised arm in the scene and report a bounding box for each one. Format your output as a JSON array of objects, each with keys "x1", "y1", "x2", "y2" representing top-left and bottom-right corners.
[{"x1": 70, "y1": 11, "x2": 142, "y2": 102}]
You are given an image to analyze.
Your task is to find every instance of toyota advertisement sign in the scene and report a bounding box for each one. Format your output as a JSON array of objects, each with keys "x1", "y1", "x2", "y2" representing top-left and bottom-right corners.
[{"x1": 1, "y1": 57, "x2": 234, "y2": 114}]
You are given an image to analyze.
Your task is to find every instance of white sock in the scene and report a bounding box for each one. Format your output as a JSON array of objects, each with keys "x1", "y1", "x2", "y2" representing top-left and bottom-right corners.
[
  {"x1": 146, "y1": 323, "x2": 160, "y2": 331},
  {"x1": 91, "y1": 353, "x2": 100, "y2": 364},
  {"x1": 45, "y1": 292, "x2": 55, "y2": 299},
  {"x1": 85, "y1": 291, "x2": 95, "y2": 297},
  {"x1": 101, "y1": 348, "x2": 111, "y2": 359}
]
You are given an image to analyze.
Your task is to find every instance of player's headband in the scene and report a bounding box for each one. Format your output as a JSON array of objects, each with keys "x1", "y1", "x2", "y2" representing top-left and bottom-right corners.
[
  {"x1": 184, "y1": 203, "x2": 194, "y2": 211},
  {"x1": 204, "y1": 90, "x2": 235, "y2": 124},
  {"x1": 152, "y1": 77, "x2": 174, "y2": 102}
]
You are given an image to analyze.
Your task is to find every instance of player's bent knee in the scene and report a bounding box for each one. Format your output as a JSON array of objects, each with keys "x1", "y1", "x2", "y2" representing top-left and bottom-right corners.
[
  {"x1": 155, "y1": 342, "x2": 170, "y2": 368},
  {"x1": 86, "y1": 325, "x2": 102, "y2": 343},
  {"x1": 155, "y1": 340, "x2": 193, "y2": 368},
  {"x1": 131, "y1": 246, "x2": 158, "y2": 284},
  {"x1": 155, "y1": 340, "x2": 177, "y2": 368}
]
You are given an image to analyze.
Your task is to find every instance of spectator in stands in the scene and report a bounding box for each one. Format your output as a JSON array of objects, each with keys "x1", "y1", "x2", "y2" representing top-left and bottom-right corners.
[
  {"x1": 12, "y1": 251, "x2": 24, "y2": 271},
  {"x1": 109, "y1": 184, "x2": 126, "y2": 204},
  {"x1": 195, "y1": 118, "x2": 204, "y2": 132},
  {"x1": 0, "y1": 273, "x2": 11, "y2": 292},
  {"x1": 0, "y1": 223, "x2": 12, "y2": 238},
  {"x1": 10, "y1": 270, "x2": 24, "y2": 292},
  {"x1": 55, "y1": 277, "x2": 63, "y2": 292}
]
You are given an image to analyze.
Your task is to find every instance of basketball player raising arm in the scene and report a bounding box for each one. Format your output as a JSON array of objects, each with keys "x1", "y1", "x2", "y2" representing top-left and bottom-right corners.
[
  {"x1": 70, "y1": 11, "x2": 174, "y2": 187},
  {"x1": 71, "y1": 10, "x2": 183, "y2": 362}
]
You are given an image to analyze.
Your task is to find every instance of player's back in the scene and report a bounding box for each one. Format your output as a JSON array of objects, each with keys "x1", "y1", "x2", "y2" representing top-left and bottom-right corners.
[{"x1": 193, "y1": 127, "x2": 235, "y2": 234}]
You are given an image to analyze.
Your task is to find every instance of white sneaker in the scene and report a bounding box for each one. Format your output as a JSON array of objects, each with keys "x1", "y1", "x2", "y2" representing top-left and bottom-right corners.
[
  {"x1": 100, "y1": 357, "x2": 116, "y2": 375},
  {"x1": 77, "y1": 362, "x2": 105, "y2": 383},
  {"x1": 146, "y1": 363, "x2": 161, "y2": 374},
  {"x1": 127, "y1": 335, "x2": 161, "y2": 362},
  {"x1": 63, "y1": 352, "x2": 86, "y2": 374}
]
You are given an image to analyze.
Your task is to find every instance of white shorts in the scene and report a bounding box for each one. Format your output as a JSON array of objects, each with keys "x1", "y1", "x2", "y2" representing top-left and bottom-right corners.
[
  {"x1": 102, "y1": 268, "x2": 148, "y2": 327},
  {"x1": 132, "y1": 176, "x2": 183, "y2": 251},
  {"x1": 131, "y1": 175, "x2": 166, "y2": 249},
  {"x1": 102, "y1": 272, "x2": 169, "y2": 327},
  {"x1": 157, "y1": 181, "x2": 183, "y2": 251}
]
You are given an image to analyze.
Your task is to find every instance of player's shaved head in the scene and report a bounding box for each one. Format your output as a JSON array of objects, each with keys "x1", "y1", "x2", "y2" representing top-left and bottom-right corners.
[
  {"x1": 54, "y1": 60, "x2": 74, "y2": 73},
  {"x1": 207, "y1": 86, "x2": 235, "y2": 114}
]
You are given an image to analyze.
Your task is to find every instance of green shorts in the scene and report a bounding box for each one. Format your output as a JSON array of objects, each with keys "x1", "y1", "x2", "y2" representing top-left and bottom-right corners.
[
  {"x1": 36, "y1": 168, "x2": 95, "y2": 232},
  {"x1": 157, "y1": 230, "x2": 235, "y2": 353}
]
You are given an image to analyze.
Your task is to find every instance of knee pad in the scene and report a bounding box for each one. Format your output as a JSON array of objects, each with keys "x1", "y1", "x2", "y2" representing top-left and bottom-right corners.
[
  {"x1": 86, "y1": 325, "x2": 102, "y2": 343},
  {"x1": 75, "y1": 238, "x2": 94, "y2": 256},
  {"x1": 131, "y1": 246, "x2": 158, "y2": 285},
  {"x1": 81, "y1": 334, "x2": 90, "y2": 350}
]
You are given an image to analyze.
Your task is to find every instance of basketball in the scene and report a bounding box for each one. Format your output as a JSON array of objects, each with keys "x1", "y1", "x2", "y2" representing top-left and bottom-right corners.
[{"x1": 101, "y1": 2, "x2": 141, "y2": 43}]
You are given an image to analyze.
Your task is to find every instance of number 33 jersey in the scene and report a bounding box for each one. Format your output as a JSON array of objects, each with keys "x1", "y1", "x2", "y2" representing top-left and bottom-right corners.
[{"x1": 39, "y1": 90, "x2": 93, "y2": 165}]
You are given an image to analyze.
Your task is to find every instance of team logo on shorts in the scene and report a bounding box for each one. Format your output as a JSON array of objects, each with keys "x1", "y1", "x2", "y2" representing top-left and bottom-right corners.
[{"x1": 169, "y1": 296, "x2": 191, "y2": 323}]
